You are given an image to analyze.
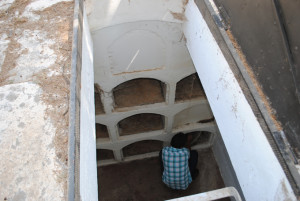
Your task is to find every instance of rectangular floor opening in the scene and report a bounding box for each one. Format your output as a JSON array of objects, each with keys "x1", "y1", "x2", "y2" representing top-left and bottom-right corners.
[{"x1": 87, "y1": 0, "x2": 240, "y2": 200}]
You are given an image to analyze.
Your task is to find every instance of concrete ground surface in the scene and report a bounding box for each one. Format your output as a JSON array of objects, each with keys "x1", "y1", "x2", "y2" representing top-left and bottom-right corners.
[{"x1": 98, "y1": 148, "x2": 229, "y2": 201}]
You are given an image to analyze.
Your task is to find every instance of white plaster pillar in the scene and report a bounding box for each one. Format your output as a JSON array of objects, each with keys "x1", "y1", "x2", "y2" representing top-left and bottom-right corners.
[
  {"x1": 166, "y1": 115, "x2": 174, "y2": 134},
  {"x1": 101, "y1": 91, "x2": 114, "y2": 114},
  {"x1": 166, "y1": 82, "x2": 176, "y2": 105},
  {"x1": 107, "y1": 124, "x2": 119, "y2": 142},
  {"x1": 113, "y1": 150, "x2": 123, "y2": 161}
]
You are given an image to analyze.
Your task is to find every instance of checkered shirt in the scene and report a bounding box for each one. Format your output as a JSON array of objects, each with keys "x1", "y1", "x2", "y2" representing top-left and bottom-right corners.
[{"x1": 162, "y1": 147, "x2": 192, "y2": 190}]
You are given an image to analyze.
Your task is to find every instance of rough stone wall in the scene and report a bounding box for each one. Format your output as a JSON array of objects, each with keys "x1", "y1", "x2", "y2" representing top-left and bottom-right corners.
[{"x1": 0, "y1": 0, "x2": 74, "y2": 200}]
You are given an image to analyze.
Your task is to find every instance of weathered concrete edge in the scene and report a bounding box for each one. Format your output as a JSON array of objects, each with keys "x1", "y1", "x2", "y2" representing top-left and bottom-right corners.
[
  {"x1": 212, "y1": 131, "x2": 245, "y2": 200},
  {"x1": 67, "y1": 0, "x2": 81, "y2": 200},
  {"x1": 202, "y1": 0, "x2": 300, "y2": 195}
]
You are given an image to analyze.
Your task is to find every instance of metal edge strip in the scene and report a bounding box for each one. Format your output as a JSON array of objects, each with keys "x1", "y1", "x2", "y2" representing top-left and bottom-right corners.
[{"x1": 67, "y1": 0, "x2": 80, "y2": 200}]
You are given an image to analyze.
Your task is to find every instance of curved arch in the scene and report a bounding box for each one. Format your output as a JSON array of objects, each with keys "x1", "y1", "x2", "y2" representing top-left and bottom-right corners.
[
  {"x1": 113, "y1": 78, "x2": 166, "y2": 108},
  {"x1": 122, "y1": 140, "x2": 163, "y2": 157},
  {"x1": 96, "y1": 123, "x2": 109, "y2": 139},
  {"x1": 173, "y1": 104, "x2": 214, "y2": 129},
  {"x1": 118, "y1": 113, "x2": 165, "y2": 136},
  {"x1": 97, "y1": 149, "x2": 114, "y2": 161},
  {"x1": 109, "y1": 75, "x2": 169, "y2": 91},
  {"x1": 94, "y1": 84, "x2": 104, "y2": 114},
  {"x1": 185, "y1": 131, "x2": 213, "y2": 146},
  {"x1": 175, "y1": 73, "x2": 205, "y2": 101},
  {"x1": 175, "y1": 72, "x2": 197, "y2": 84}
]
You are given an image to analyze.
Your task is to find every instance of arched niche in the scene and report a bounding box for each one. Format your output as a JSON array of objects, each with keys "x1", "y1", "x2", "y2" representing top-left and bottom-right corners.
[
  {"x1": 96, "y1": 123, "x2": 109, "y2": 139},
  {"x1": 122, "y1": 140, "x2": 163, "y2": 157},
  {"x1": 175, "y1": 73, "x2": 205, "y2": 101},
  {"x1": 186, "y1": 131, "x2": 213, "y2": 146},
  {"x1": 118, "y1": 113, "x2": 164, "y2": 136},
  {"x1": 173, "y1": 105, "x2": 214, "y2": 128},
  {"x1": 97, "y1": 149, "x2": 114, "y2": 161},
  {"x1": 94, "y1": 84, "x2": 104, "y2": 114},
  {"x1": 113, "y1": 78, "x2": 166, "y2": 108}
]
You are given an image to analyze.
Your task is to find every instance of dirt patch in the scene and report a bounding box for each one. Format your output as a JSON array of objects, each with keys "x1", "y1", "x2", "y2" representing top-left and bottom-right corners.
[
  {"x1": 98, "y1": 148, "x2": 228, "y2": 201},
  {"x1": 96, "y1": 123, "x2": 109, "y2": 138},
  {"x1": 113, "y1": 78, "x2": 165, "y2": 108},
  {"x1": 97, "y1": 149, "x2": 114, "y2": 160},
  {"x1": 33, "y1": 2, "x2": 74, "y2": 196},
  {"x1": 95, "y1": 84, "x2": 105, "y2": 114},
  {"x1": 175, "y1": 73, "x2": 206, "y2": 101},
  {"x1": 226, "y1": 29, "x2": 282, "y2": 130},
  {"x1": 123, "y1": 140, "x2": 163, "y2": 157},
  {"x1": 0, "y1": 0, "x2": 31, "y2": 85},
  {"x1": 0, "y1": 0, "x2": 74, "y2": 197},
  {"x1": 118, "y1": 113, "x2": 164, "y2": 136}
]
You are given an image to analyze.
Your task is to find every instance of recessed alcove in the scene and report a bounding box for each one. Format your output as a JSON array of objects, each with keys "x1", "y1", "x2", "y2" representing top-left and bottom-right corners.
[
  {"x1": 118, "y1": 113, "x2": 164, "y2": 136},
  {"x1": 96, "y1": 123, "x2": 109, "y2": 139},
  {"x1": 173, "y1": 105, "x2": 214, "y2": 129},
  {"x1": 122, "y1": 140, "x2": 163, "y2": 157},
  {"x1": 94, "y1": 84, "x2": 105, "y2": 115},
  {"x1": 113, "y1": 78, "x2": 166, "y2": 108},
  {"x1": 188, "y1": 131, "x2": 212, "y2": 146},
  {"x1": 97, "y1": 149, "x2": 114, "y2": 161},
  {"x1": 175, "y1": 73, "x2": 205, "y2": 102}
]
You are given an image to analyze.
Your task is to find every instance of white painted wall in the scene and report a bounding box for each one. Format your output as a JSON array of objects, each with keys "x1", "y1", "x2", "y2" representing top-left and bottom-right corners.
[
  {"x1": 88, "y1": 2, "x2": 207, "y2": 163},
  {"x1": 183, "y1": 1, "x2": 296, "y2": 200},
  {"x1": 89, "y1": 4, "x2": 217, "y2": 164},
  {"x1": 86, "y1": 0, "x2": 186, "y2": 31},
  {"x1": 92, "y1": 21, "x2": 194, "y2": 93},
  {"x1": 173, "y1": 104, "x2": 213, "y2": 128},
  {"x1": 80, "y1": 7, "x2": 98, "y2": 201}
]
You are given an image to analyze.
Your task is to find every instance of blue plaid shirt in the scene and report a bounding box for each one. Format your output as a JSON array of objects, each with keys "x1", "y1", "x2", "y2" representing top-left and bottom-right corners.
[{"x1": 162, "y1": 147, "x2": 192, "y2": 190}]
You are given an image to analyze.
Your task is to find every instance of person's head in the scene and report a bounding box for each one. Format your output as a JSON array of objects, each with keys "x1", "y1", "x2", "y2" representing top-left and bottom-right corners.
[{"x1": 171, "y1": 133, "x2": 187, "y2": 148}]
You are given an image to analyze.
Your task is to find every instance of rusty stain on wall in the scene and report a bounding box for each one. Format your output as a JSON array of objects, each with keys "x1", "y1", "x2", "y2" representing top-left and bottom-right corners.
[
  {"x1": 112, "y1": 66, "x2": 164, "y2": 76},
  {"x1": 170, "y1": 0, "x2": 189, "y2": 21},
  {"x1": 170, "y1": 11, "x2": 187, "y2": 21}
]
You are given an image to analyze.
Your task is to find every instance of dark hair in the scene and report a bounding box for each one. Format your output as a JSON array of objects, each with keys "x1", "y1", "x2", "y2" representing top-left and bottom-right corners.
[{"x1": 171, "y1": 133, "x2": 187, "y2": 148}]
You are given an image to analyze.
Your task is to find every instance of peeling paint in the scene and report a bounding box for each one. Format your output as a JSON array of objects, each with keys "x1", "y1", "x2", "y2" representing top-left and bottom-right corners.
[{"x1": 170, "y1": 11, "x2": 187, "y2": 21}]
